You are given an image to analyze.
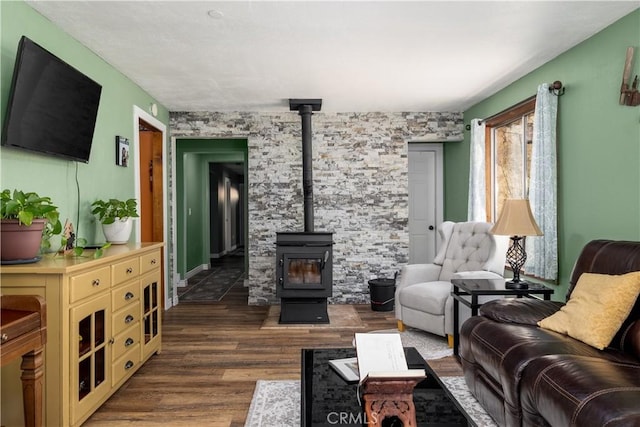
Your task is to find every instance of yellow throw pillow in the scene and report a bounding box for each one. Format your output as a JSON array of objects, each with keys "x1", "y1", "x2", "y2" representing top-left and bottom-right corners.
[{"x1": 538, "y1": 271, "x2": 640, "y2": 350}]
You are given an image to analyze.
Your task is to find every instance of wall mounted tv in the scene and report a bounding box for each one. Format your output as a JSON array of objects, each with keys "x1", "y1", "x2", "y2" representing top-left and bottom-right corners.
[{"x1": 1, "y1": 36, "x2": 102, "y2": 163}]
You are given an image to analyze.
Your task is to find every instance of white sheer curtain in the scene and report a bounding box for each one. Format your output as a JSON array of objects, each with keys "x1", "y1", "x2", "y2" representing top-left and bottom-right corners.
[
  {"x1": 524, "y1": 83, "x2": 558, "y2": 281},
  {"x1": 467, "y1": 118, "x2": 486, "y2": 222}
]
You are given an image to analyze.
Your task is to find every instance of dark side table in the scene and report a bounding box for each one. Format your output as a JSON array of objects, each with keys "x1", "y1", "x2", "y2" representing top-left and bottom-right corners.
[{"x1": 451, "y1": 278, "x2": 553, "y2": 357}]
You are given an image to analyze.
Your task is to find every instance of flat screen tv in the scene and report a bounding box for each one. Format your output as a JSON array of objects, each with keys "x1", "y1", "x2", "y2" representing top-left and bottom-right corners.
[{"x1": 2, "y1": 36, "x2": 102, "y2": 163}]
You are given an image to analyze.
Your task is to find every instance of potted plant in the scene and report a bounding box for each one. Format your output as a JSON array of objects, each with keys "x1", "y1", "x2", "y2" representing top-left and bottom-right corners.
[
  {"x1": 91, "y1": 198, "x2": 139, "y2": 244},
  {"x1": 1, "y1": 189, "x2": 62, "y2": 262}
]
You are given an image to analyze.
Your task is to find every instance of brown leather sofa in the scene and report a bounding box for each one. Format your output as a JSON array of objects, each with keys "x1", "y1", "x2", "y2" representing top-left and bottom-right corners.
[{"x1": 460, "y1": 240, "x2": 640, "y2": 426}]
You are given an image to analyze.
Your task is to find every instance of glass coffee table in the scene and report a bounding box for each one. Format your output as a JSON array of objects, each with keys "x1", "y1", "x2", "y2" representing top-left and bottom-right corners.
[{"x1": 301, "y1": 347, "x2": 471, "y2": 427}]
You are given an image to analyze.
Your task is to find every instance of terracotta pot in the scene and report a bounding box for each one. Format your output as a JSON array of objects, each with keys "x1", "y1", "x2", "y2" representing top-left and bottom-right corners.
[
  {"x1": 0, "y1": 218, "x2": 47, "y2": 261},
  {"x1": 102, "y1": 218, "x2": 133, "y2": 244}
]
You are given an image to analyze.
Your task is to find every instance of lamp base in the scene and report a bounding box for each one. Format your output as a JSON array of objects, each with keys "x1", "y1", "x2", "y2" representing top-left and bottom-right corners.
[{"x1": 505, "y1": 280, "x2": 529, "y2": 290}]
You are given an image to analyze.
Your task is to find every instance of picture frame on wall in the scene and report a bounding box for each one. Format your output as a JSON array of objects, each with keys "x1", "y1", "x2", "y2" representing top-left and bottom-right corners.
[{"x1": 116, "y1": 136, "x2": 129, "y2": 167}]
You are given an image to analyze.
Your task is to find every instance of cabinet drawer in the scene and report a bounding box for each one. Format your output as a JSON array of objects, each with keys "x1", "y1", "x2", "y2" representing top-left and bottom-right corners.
[
  {"x1": 70, "y1": 267, "x2": 111, "y2": 304},
  {"x1": 140, "y1": 250, "x2": 161, "y2": 274},
  {"x1": 112, "y1": 301, "x2": 140, "y2": 336},
  {"x1": 112, "y1": 344, "x2": 140, "y2": 386},
  {"x1": 112, "y1": 324, "x2": 139, "y2": 361},
  {"x1": 112, "y1": 258, "x2": 140, "y2": 285},
  {"x1": 112, "y1": 280, "x2": 140, "y2": 312}
]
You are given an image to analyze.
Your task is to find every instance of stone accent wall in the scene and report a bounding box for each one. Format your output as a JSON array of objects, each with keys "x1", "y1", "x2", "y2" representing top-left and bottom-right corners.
[{"x1": 170, "y1": 111, "x2": 463, "y2": 305}]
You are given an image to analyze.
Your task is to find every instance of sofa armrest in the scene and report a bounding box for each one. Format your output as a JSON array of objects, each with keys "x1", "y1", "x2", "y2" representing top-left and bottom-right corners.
[
  {"x1": 396, "y1": 264, "x2": 442, "y2": 293},
  {"x1": 479, "y1": 298, "x2": 564, "y2": 326}
]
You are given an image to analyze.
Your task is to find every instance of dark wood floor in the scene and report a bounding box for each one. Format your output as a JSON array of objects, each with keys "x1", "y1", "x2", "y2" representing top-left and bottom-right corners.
[{"x1": 85, "y1": 282, "x2": 461, "y2": 426}]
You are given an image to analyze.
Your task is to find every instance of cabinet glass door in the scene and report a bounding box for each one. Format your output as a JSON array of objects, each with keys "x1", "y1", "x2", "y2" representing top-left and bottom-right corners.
[
  {"x1": 71, "y1": 293, "x2": 111, "y2": 423},
  {"x1": 141, "y1": 271, "x2": 161, "y2": 358}
]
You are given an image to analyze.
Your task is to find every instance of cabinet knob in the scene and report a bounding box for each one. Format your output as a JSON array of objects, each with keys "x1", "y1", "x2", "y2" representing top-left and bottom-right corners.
[
  {"x1": 125, "y1": 337, "x2": 134, "y2": 347},
  {"x1": 126, "y1": 267, "x2": 133, "y2": 274},
  {"x1": 150, "y1": 259, "x2": 157, "y2": 265},
  {"x1": 125, "y1": 314, "x2": 135, "y2": 324},
  {"x1": 92, "y1": 279, "x2": 101, "y2": 287},
  {"x1": 1, "y1": 333, "x2": 8, "y2": 343},
  {"x1": 109, "y1": 338, "x2": 115, "y2": 345},
  {"x1": 124, "y1": 292, "x2": 135, "y2": 300},
  {"x1": 124, "y1": 360, "x2": 134, "y2": 370}
]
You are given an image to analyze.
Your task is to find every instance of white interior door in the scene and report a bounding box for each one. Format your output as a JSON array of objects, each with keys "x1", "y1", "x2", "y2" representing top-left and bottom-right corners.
[{"x1": 408, "y1": 144, "x2": 443, "y2": 264}]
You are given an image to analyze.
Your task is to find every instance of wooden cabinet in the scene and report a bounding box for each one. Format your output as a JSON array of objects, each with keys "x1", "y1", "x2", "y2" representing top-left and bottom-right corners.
[{"x1": 0, "y1": 243, "x2": 163, "y2": 427}]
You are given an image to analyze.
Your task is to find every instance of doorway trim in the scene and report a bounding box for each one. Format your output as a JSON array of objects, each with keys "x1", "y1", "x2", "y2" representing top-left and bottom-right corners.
[{"x1": 133, "y1": 106, "x2": 172, "y2": 309}]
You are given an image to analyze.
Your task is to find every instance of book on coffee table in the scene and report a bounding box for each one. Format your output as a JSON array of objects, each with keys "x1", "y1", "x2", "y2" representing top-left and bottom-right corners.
[
  {"x1": 328, "y1": 357, "x2": 360, "y2": 382},
  {"x1": 354, "y1": 333, "x2": 425, "y2": 384}
]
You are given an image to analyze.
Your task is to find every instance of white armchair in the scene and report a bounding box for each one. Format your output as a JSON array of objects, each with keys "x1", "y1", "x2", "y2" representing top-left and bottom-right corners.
[{"x1": 395, "y1": 221, "x2": 509, "y2": 341}]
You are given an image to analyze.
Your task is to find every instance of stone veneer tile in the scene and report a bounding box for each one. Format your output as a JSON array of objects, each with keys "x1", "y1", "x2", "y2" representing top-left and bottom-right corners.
[{"x1": 170, "y1": 111, "x2": 462, "y2": 304}]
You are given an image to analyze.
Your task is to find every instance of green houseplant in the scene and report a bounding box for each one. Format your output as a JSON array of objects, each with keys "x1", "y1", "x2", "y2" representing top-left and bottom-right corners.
[
  {"x1": 0, "y1": 189, "x2": 62, "y2": 261},
  {"x1": 91, "y1": 198, "x2": 139, "y2": 244}
]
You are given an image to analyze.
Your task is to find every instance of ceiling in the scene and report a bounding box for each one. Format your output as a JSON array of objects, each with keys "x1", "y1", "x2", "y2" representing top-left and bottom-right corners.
[{"x1": 26, "y1": 1, "x2": 639, "y2": 113}]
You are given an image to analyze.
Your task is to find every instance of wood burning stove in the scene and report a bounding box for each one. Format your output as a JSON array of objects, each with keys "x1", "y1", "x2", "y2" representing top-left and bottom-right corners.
[
  {"x1": 275, "y1": 99, "x2": 333, "y2": 324},
  {"x1": 276, "y1": 232, "x2": 333, "y2": 323}
]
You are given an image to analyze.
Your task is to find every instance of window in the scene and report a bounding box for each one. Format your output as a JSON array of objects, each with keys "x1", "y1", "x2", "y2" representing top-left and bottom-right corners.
[
  {"x1": 471, "y1": 84, "x2": 559, "y2": 282},
  {"x1": 484, "y1": 97, "x2": 536, "y2": 221}
]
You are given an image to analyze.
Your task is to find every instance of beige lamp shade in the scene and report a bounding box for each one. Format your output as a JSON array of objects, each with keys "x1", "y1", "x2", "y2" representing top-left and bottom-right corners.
[{"x1": 490, "y1": 199, "x2": 543, "y2": 237}]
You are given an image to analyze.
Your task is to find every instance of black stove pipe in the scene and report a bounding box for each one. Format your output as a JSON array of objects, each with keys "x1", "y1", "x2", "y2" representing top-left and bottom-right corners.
[
  {"x1": 299, "y1": 104, "x2": 314, "y2": 232},
  {"x1": 289, "y1": 99, "x2": 322, "y2": 233}
]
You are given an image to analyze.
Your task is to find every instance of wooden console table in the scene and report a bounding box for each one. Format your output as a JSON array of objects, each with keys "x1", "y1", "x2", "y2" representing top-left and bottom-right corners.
[{"x1": 0, "y1": 295, "x2": 47, "y2": 427}]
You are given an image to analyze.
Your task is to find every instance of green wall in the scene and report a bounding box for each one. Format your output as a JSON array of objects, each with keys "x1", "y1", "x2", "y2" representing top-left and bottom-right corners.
[
  {"x1": 0, "y1": 1, "x2": 170, "y2": 246},
  {"x1": 175, "y1": 138, "x2": 247, "y2": 278},
  {"x1": 445, "y1": 9, "x2": 640, "y2": 300}
]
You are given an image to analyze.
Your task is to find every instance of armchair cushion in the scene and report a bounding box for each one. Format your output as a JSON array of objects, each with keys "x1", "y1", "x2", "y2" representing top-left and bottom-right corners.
[
  {"x1": 450, "y1": 271, "x2": 505, "y2": 282},
  {"x1": 397, "y1": 281, "x2": 451, "y2": 314}
]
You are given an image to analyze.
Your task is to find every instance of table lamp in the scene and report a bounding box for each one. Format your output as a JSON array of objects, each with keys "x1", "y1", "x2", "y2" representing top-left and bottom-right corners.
[{"x1": 490, "y1": 199, "x2": 543, "y2": 289}]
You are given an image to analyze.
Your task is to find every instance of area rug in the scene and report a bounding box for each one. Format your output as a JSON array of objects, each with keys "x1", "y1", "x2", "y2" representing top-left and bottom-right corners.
[
  {"x1": 374, "y1": 328, "x2": 453, "y2": 360},
  {"x1": 245, "y1": 329, "x2": 468, "y2": 427},
  {"x1": 245, "y1": 380, "x2": 300, "y2": 427},
  {"x1": 245, "y1": 378, "x2": 497, "y2": 427},
  {"x1": 260, "y1": 304, "x2": 365, "y2": 329}
]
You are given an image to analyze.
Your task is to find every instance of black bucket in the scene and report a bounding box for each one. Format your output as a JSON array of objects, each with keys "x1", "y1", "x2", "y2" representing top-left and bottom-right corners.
[{"x1": 368, "y1": 274, "x2": 397, "y2": 312}]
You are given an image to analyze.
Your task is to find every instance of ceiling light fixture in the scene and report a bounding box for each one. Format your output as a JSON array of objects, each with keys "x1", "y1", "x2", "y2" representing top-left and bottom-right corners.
[{"x1": 207, "y1": 10, "x2": 224, "y2": 20}]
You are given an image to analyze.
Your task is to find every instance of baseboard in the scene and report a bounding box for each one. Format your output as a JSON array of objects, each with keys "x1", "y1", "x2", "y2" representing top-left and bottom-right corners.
[
  {"x1": 184, "y1": 264, "x2": 209, "y2": 281},
  {"x1": 211, "y1": 246, "x2": 238, "y2": 258}
]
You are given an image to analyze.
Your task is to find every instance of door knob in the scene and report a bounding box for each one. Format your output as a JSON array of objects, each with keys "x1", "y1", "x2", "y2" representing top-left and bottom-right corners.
[{"x1": 428, "y1": 225, "x2": 435, "y2": 230}]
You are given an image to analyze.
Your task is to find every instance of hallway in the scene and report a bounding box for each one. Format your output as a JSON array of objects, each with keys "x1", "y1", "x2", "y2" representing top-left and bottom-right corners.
[{"x1": 177, "y1": 248, "x2": 246, "y2": 303}]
